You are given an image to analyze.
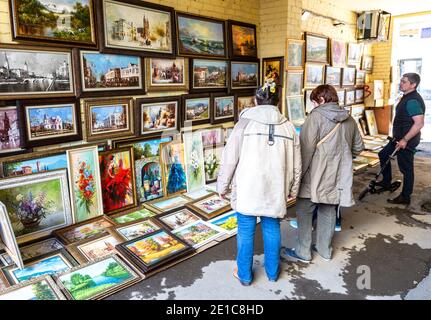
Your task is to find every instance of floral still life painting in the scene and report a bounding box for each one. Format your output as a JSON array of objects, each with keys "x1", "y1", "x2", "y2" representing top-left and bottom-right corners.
[{"x1": 183, "y1": 131, "x2": 206, "y2": 193}]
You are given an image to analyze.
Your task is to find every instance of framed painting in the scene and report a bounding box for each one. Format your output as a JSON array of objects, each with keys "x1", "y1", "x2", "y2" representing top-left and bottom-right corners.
[
  {"x1": 113, "y1": 135, "x2": 173, "y2": 204},
  {"x1": 342, "y1": 67, "x2": 356, "y2": 87},
  {"x1": 304, "y1": 32, "x2": 329, "y2": 64},
  {"x1": 208, "y1": 210, "x2": 237, "y2": 235},
  {"x1": 55, "y1": 254, "x2": 141, "y2": 300},
  {"x1": 304, "y1": 89, "x2": 314, "y2": 113},
  {"x1": 285, "y1": 39, "x2": 304, "y2": 70},
  {"x1": 114, "y1": 217, "x2": 162, "y2": 241},
  {"x1": 330, "y1": 39, "x2": 347, "y2": 67},
  {"x1": 190, "y1": 59, "x2": 228, "y2": 92},
  {"x1": 66, "y1": 231, "x2": 124, "y2": 263},
  {"x1": 84, "y1": 97, "x2": 134, "y2": 141},
  {"x1": 286, "y1": 70, "x2": 304, "y2": 96},
  {"x1": 200, "y1": 126, "x2": 224, "y2": 148},
  {"x1": 135, "y1": 97, "x2": 180, "y2": 137},
  {"x1": 186, "y1": 193, "x2": 231, "y2": 220},
  {"x1": 0, "y1": 169, "x2": 73, "y2": 244},
  {"x1": 230, "y1": 61, "x2": 259, "y2": 90},
  {"x1": 0, "y1": 45, "x2": 74, "y2": 100},
  {"x1": 2, "y1": 250, "x2": 77, "y2": 285},
  {"x1": 99, "y1": 147, "x2": 137, "y2": 215},
  {"x1": 356, "y1": 70, "x2": 366, "y2": 86},
  {"x1": 203, "y1": 144, "x2": 223, "y2": 183},
  {"x1": 157, "y1": 208, "x2": 201, "y2": 230},
  {"x1": 0, "y1": 276, "x2": 66, "y2": 300},
  {"x1": 116, "y1": 228, "x2": 193, "y2": 272},
  {"x1": 365, "y1": 110, "x2": 379, "y2": 136},
  {"x1": 19, "y1": 237, "x2": 64, "y2": 261},
  {"x1": 176, "y1": 12, "x2": 226, "y2": 58},
  {"x1": 173, "y1": 220, "x2": 223, "y2": 249},
  {"x1": 304, "y1": 63, "x2": 325, "y2": 88},
  {"x1": 146, "y1": 57, "x2": 188, "y2": 92},
  {"x1": 362, "y1": 55, "x2": 374, "y2": 73},
  {"x1": 183, "y1": 131, "x2": 206, "y2": 193},
  {"x1": 348, "y1": 43, "x2": 364, "y2": 66},
  {"x1": 54, "y1": 215, "x2": 114, "y2": 245},
  {"x1": 183, "y1": 188, "x2": 213, "y2": 201},
  {"x1": 345, "y1": 88, "x2": 356, "y2": 106},
  {"x1": 0, "y1": 202, "x2": 24, "y2": 269},
  {"x1": 0, "y1": 105, "x2": 26, "y2": 157},
  {"x1": 182, "y1": 94, "x2": 211, "y2": 127},
  {"x1": 337, "y1": 89, "x2": 346, "y2": 107},
  {"x1": 109, "y1": 206, "x2": 157, "y2": 225},
  {"x1": 325, "y1": 66, "x2": 342, "y2": 87},
  {"x1": 97, "y1": 0, "x2": 176, "y2": 56},
  {"x1": 262, "y1": 57, "x2": 284, "y2": 86},
  {"x1": 355, "y1": 88, "x2": 365, "y2": 103},
  {"x1": 227, "y1": 20, "x2": 257, "y2": 60},
  {"x1": 144, "y1": 194, "x2": 189, "y2": 214},
  {"x1": 75, "y1": 50, "x2": 145, "y2": 97},
  {"x1": 19, "y1": 98, "x2": 82, "y2": 148},
  {"x1": 9, "y1": 0, "x2": 96, "y2": 47},
  {"x1": 234, "y1": 92, "x2": 256, "y2": 122},
  {"x1": 224, "y1": 124, "x2": 234, "y2": 142},
  {"x1": 286, "y1": 95, "x2": 306, "y2": 125},
  {"x1": 159, "y1": 141, "x2": 187, "y2": 197},
  {"x1": 211, "y1": 93, "x2": 235, "y2": 124},
  {"x1": 66, "y1": 145, "x2": 103, "y2": 223}
]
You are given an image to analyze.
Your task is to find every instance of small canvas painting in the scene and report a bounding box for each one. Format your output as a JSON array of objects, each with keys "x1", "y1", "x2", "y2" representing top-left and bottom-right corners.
[
  {"x1": 231, "y1": 62, "x2": 258, "y2": 89},
  {"x1": 159, "y1": 208, "x2": 201, "y2": 230},
  {"x1": 185, "y1": 98, "x2": 210, "y2": 123},
  {"x1": 0, "y1": 107, "x2": 23, "y2": 154},
  {"x1": 214, "y1": 96, "x2": 234, "y2": 120},
  {"x1": 111, "y1": 208, "x2": 156, "y2": 224},
  {"x1": 160, "y1": 142, "x2": 187, "y2": 196},
  {"x1": 140, "y1": 101, "x2": 177, "y2": 134},
  {"x1": 117, "y1": 219, "x2": 160, "y2": 241},
  {"x1": 3, "y1": 153, "x2": 67, "y2": 177},
  {"x1": 183, "y1": 131, "x2": 206, "y2": 192},
  {"x1": 209, "y1": 210, "x2": 237, "y2": 234},
  {"x1": 173, "y1": 220, "x2": 223, "y2": 248},
  {"x1": 192, "y1": 60, "x2": 227, "y2": 89},
  {"x1": 77, "y1": 235, "x2": 120, "y2": 261},
  {"x1": 231, "y1": 24, "x2": 257, "y2": 58}
]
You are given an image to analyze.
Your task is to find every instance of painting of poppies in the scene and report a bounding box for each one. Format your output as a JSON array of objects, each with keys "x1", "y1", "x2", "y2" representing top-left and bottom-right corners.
[
  {"x1": 99, "y1": 148, "x2": 137, "y2": 214},
  {"x1": 160, "y1": 141, "x2": 187, "y2": 196}
]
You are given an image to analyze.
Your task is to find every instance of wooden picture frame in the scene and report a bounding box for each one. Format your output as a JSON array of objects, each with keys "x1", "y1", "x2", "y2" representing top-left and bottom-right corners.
[
  {"x1": 144, "y1": 194, "x2": 189, "y2": 214},
  {"x1": 181, "y1": 93, "x2": 212, "y2": 127},
  {"x1": 190, "y1": 58, "x2": 229, "y2": 92},
  {"x1": 286, "y1": 70, "x2": 304, "y2": 96},
  {"x1": 356, "y1": 70, "x2": 366, "y2": 86},
  {"x1": 337, "y1": 89, "x2": 346, "y2": 107},
  {"x1": 135, "y1": 96, "x2": 180, "y2": 137},
  {"x1": 342, "y1": 67, "x2": 356, "y2": 87},
  {"x1": 0, "y1": 45, "x2": 75, "y2": 100},
  {"x1": 185, "y1": 192, "x2": 231, "y2": 220},
  {"x1": 108, "y1": 205, "x2": 158, "y2": 225},
  {"x1": 286, "y1": 95, "x2": 306, "y2": 125},
  {"x1": 262, "y1": 56, "x2": 284, "y2": 87},
  {"x1": 362, "y1": 55, "x2": 374, "y2": 73},
  {"x1": 227, "y1": 20, "x2": 258, "y2": 60},
  {"x1": 304, "y1": 63, "x2": 325, "y2": 88},
  {"x1": 355, "y1": 87, "x2": 365, "y2": 103},
  {"x1": 348, "y1": 42, "x2": 364, "y2": 66},
  {"x1": 304, "y1": 32, "x2": 329, "y2": 64},
  {"x1": 96, "y1": 0, "x2": 176, "y2": 57},
  {"x1": 172, "y1": 220, "x2": 224, "y2": 249},
  {"x1": 145, "y1": 57, "x2": 189, "y2": 92},
  {"x1": 345, "y1": 88, "x2": 356, "y2": 106},
  {"x1": 230, "y1": 60, "x2": 259, "y2": 91},
  {"x1": 0, "y1": 104, "x2": 27, "y2": 158},
  {"x1": 176, "y1": 12, "x2": 227, "y2": 58},
  {"x1": 0, "y1": 275, "x2": 66, "y2": 300},
  {"x1": 208, "y1": 209, "x2": 237, "y2": 235},
  {"x1": 157, "y1": 207, "x2": 202, "y2": 230},
  {"x1": 285, "y1": 39, "x2": 305, "y2": 70},
  {"x1": 159, "y1": 140, "x2": 188, "y2": 197},
  {"x1": 84, "y1": 96, "x2": 135, "y2": 141},
  {"x1": 113, "y1": 217, "x2": 163, "y2": 241},
  {"x1": 330, "y1": 39, "x2": 347, "y2": 67},
  {"x1": 325, "y1": 66, "x2": 342, "y2": 87},
  {"x1": 211, "y1": 93, "x2": 235, "y2": 124},
  {"x1": 18, "y1": 97, "x2": 82, "y2": 148},
  {"x1": 73, "y1": 49, "x2": 145, "y2": 97},
  {"x1": 18, "y1": 237, "x2": 65, "y2": 261},
  {"x1": 234, "y1": 91, "x2": 256, "y2": 122}
]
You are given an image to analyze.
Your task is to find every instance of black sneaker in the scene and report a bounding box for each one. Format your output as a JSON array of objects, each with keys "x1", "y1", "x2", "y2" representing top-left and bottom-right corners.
[
  {"x1": 374, "y1": 180, "x2": 392, "y2": 190},
  {"x1": 387, "y1": 195, "x2": 411, "y2": 205}
]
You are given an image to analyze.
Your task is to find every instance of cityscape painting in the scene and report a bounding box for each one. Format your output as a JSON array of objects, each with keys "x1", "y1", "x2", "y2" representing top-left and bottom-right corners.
[
  {"x1": 10, "y1": 0, "x2": 96, "y2": 46},
  {"x1": 177, "y1": 13, "x2": 226, "y2": 58},
  {"x1": 192, "y1": 59, "x2": 227, "y2": 90},
  {"x1": 0, "y1": 106, "x2": 24, "y2": 156},
  {"x1": 0, "y1": 47, "x2": 74, "y2": 99},
  {"x1": 147, "y1": 57, "x2": 187, "y2": 91},
  {"x1": 79, "y1": 51, "x2": 143, "y2": 93},
  {"x1": 228, "y1": 21, "x2": 257, "y2": 59},
  {"x1": 2, "y1": 152, "x2": 67, "y2": 177},
  {"x1": 231, "y1": 61, "x2": 258, "y2": 90},
  {"x1": 102, "y1": 0, "x2": 174, "y2": 54},
  {"x1": 212, "y1": 95, "x2": 234, "y2": 124},
  {"x1": 183, "y1": 96, "x2": 211, "y2": 126}
]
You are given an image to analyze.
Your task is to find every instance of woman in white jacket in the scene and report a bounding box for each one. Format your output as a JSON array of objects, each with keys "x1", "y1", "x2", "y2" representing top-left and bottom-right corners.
[{"x1": 217, "y1": 81, "x2": 302, "y2": 285}]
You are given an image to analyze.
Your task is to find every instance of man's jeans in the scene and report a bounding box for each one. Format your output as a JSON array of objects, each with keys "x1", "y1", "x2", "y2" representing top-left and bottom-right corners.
[
  {"x1": 295, "y1": 198, "x2": 337, "y2": 260},
  {"x1": 237, "y1": 213, "x2": 280, "y2": 283},
  {"x1": 378, "y1": 140, "x2": 415, "y2": 200}
]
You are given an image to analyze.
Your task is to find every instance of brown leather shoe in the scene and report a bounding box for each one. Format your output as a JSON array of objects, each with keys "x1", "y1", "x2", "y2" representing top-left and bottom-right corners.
[{"x1": 387, "y1": 195, "x2": 411, "y2": 205}]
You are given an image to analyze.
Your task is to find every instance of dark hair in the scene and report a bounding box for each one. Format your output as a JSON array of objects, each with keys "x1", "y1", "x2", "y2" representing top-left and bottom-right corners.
[
  {"x1": 310, "y1": 85, "x2": 339, "y2": 105},
  {"x1": 402, "y1": 73, "x2": 421, "y2": 88},
  {"x1": 255, "y1": 85, "x2": 280, "y2": 106}
]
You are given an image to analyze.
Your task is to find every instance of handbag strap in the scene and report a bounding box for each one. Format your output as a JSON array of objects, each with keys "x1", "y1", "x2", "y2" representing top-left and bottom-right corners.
[{"x1": 317, "y1": 122, "x2": 341, "y2": 147}]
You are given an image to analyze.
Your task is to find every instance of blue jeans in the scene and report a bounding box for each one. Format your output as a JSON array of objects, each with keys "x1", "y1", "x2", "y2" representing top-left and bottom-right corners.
[{"x1": 236, "y1": 212, "x2": 281, "y2": 283}]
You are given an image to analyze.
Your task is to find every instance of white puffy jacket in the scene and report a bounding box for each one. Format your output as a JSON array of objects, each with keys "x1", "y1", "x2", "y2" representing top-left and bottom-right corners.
[{"x1": 216, "y1": 105, "x2": 302, "y2": 218}]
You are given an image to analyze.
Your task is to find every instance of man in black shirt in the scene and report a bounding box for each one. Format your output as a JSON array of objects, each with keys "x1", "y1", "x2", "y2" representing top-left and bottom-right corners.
[{"x1": 377, "y1": 73, "x2": 425, "y2": 205}]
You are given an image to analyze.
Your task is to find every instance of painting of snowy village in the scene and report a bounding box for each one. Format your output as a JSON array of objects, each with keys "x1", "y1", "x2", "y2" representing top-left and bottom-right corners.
[
  {"x1": 0, "y1": 107, "x2": 23, "y2": 155},
  {"x1": 0, "y1": 48, "x2": 73, "y2": 98},
  {"x1": 231, "y1": 61, "x2": 258, "y2": 89},
  {"x1": 103, "y1": 0, "x2": 173, "y2": 53},
  {"x1": 80, "y1": 51, "x2": 142, "y2": 91},
  {"x1": 177, "y1": 14, "x2": 226, "y2": 57},
  {"x1": 192, "y1": 59, "x2": 227, "y2": 89},
  {"x1": 11, "y1": 0, "x2": 95, "y2": 45},
  {"x1": 26, "y1": 104, "x2": 77, "y2": 141}
]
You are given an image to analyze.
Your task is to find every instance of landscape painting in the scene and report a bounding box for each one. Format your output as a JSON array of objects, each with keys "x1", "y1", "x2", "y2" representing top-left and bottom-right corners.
[
  {"x1": 286, "y1": 39, "x2": 304, "y2": 69},
  {"x1": 139, "y1": 100, "x2": 178, "y2": 135},
  {"x1": 147, "y1": 195, "x2": 189, "y2": 212},
  {"x1": 10, "y1": 0, "x2": 96, "y2": 45},
  {"x1": 304, "y1": 63, "x2": 324, "y2": 87},
  {"x1": 111, "y1": 208, "x2": 157, "y2": 224},
  {"x1": 286, "y1": 71, "x2": 303, "y2": 96},
  {"x1": 77, "y1": 235, "x2": 120, "y2": 261},
  {"x1": 160, "y1": 142, "x2": 187, "y2": 196},
  {"x1": 99, "y1": 148, "x2": 136, "y2": 214},
  {"x1": 188, "y1": 193, "x2": 230, "y2": 219},
  {"x1": 147, "y1": 58, "x2": 187, "y2": 91},
  {"x1": 79, "y1": 51, "x2": 142, "y2": 92},
  {"x1": 209, "y1": 210, "x2": 237, "y2": 234},
  {"x1": 0, "y1": 106, "x2": 24, "y2": 155},
  {"x1": 183, "y1": 131, "x2": 206, "y2": 193},
  {"x1": 177, "y1": 14, "x2": 226, "y2": 58},
  {"x1": 0, "y1": 47, "x2": 74, "y2": 99},
  {"x1": 173, "y1": 220, "x2": 222, "y2": 248},
  {"x1": 116, "y1": 219, "x2": 160, "y2": 240},
  {"x1": 67, "y1": 146, "x2": 103, "y2": 223},
  {"x1": 213, "y1": 95, "x2": 234, "y2": 122},
  {"x1": 58, "y1": 218, "x2": 113, "y2": 243},
  {"x1": 231, "y1": 62, "x2": 258, "y2": 89},
  {"x1": 342, "y1": 67, "x2": 356, "y2": 86},
  {"x1": 230, "y1": 22, "x2": 257, "y2": 58},
  {"x1": 0, "y1": 170, "x2": 72, "y2": 244},
  {"x1": 20, "y1": 238, "x2": 64, "y2": 261},
  {"x1": 325, "y1": 66, "x2": 342, "y2": 86},
  {"x1": 58, "y1": 256, "x2": 138, "y2": 300},
  {"x1": 103, "y1": 0, "x2": 174, "y2": 54},
  {"x1": 0, "y1": 277, "x2": 65, "y2": 300},
  {"x1": 3, "y1": 152, "x2": 66, "y2": 177},
  {"x1": 286, "y1": 95, "x2": 306, "y2": 124},
  {"x1": 192, "y1": 59, "x2": 227, "y2": 89},
  {"x1": 184, "y1": 97, "x2": 210, "y2": 125},
  {"x1": 305, "y1": 33, "x2": 328, "y2": 63},
  {"x1": 159, "y1": 208, "x2": 201, "y2": 230}
]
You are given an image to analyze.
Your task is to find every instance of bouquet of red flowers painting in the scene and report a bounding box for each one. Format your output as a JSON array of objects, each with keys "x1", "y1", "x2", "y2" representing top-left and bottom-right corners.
[{"x1": 76, "y1": 160, "x2": 96, "y2": 215}]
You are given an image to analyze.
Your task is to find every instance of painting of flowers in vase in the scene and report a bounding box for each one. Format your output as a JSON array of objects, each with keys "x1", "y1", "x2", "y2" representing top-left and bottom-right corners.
[
  {"x1": 99, "y1": 147, "x2": 137, "y2": 214},
  {"x1": 67, "y1": 146, "x2": 103, "y2": 223},
  {"x1": 183, "y1": 131, "x2": 206, "y2": 193}
]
